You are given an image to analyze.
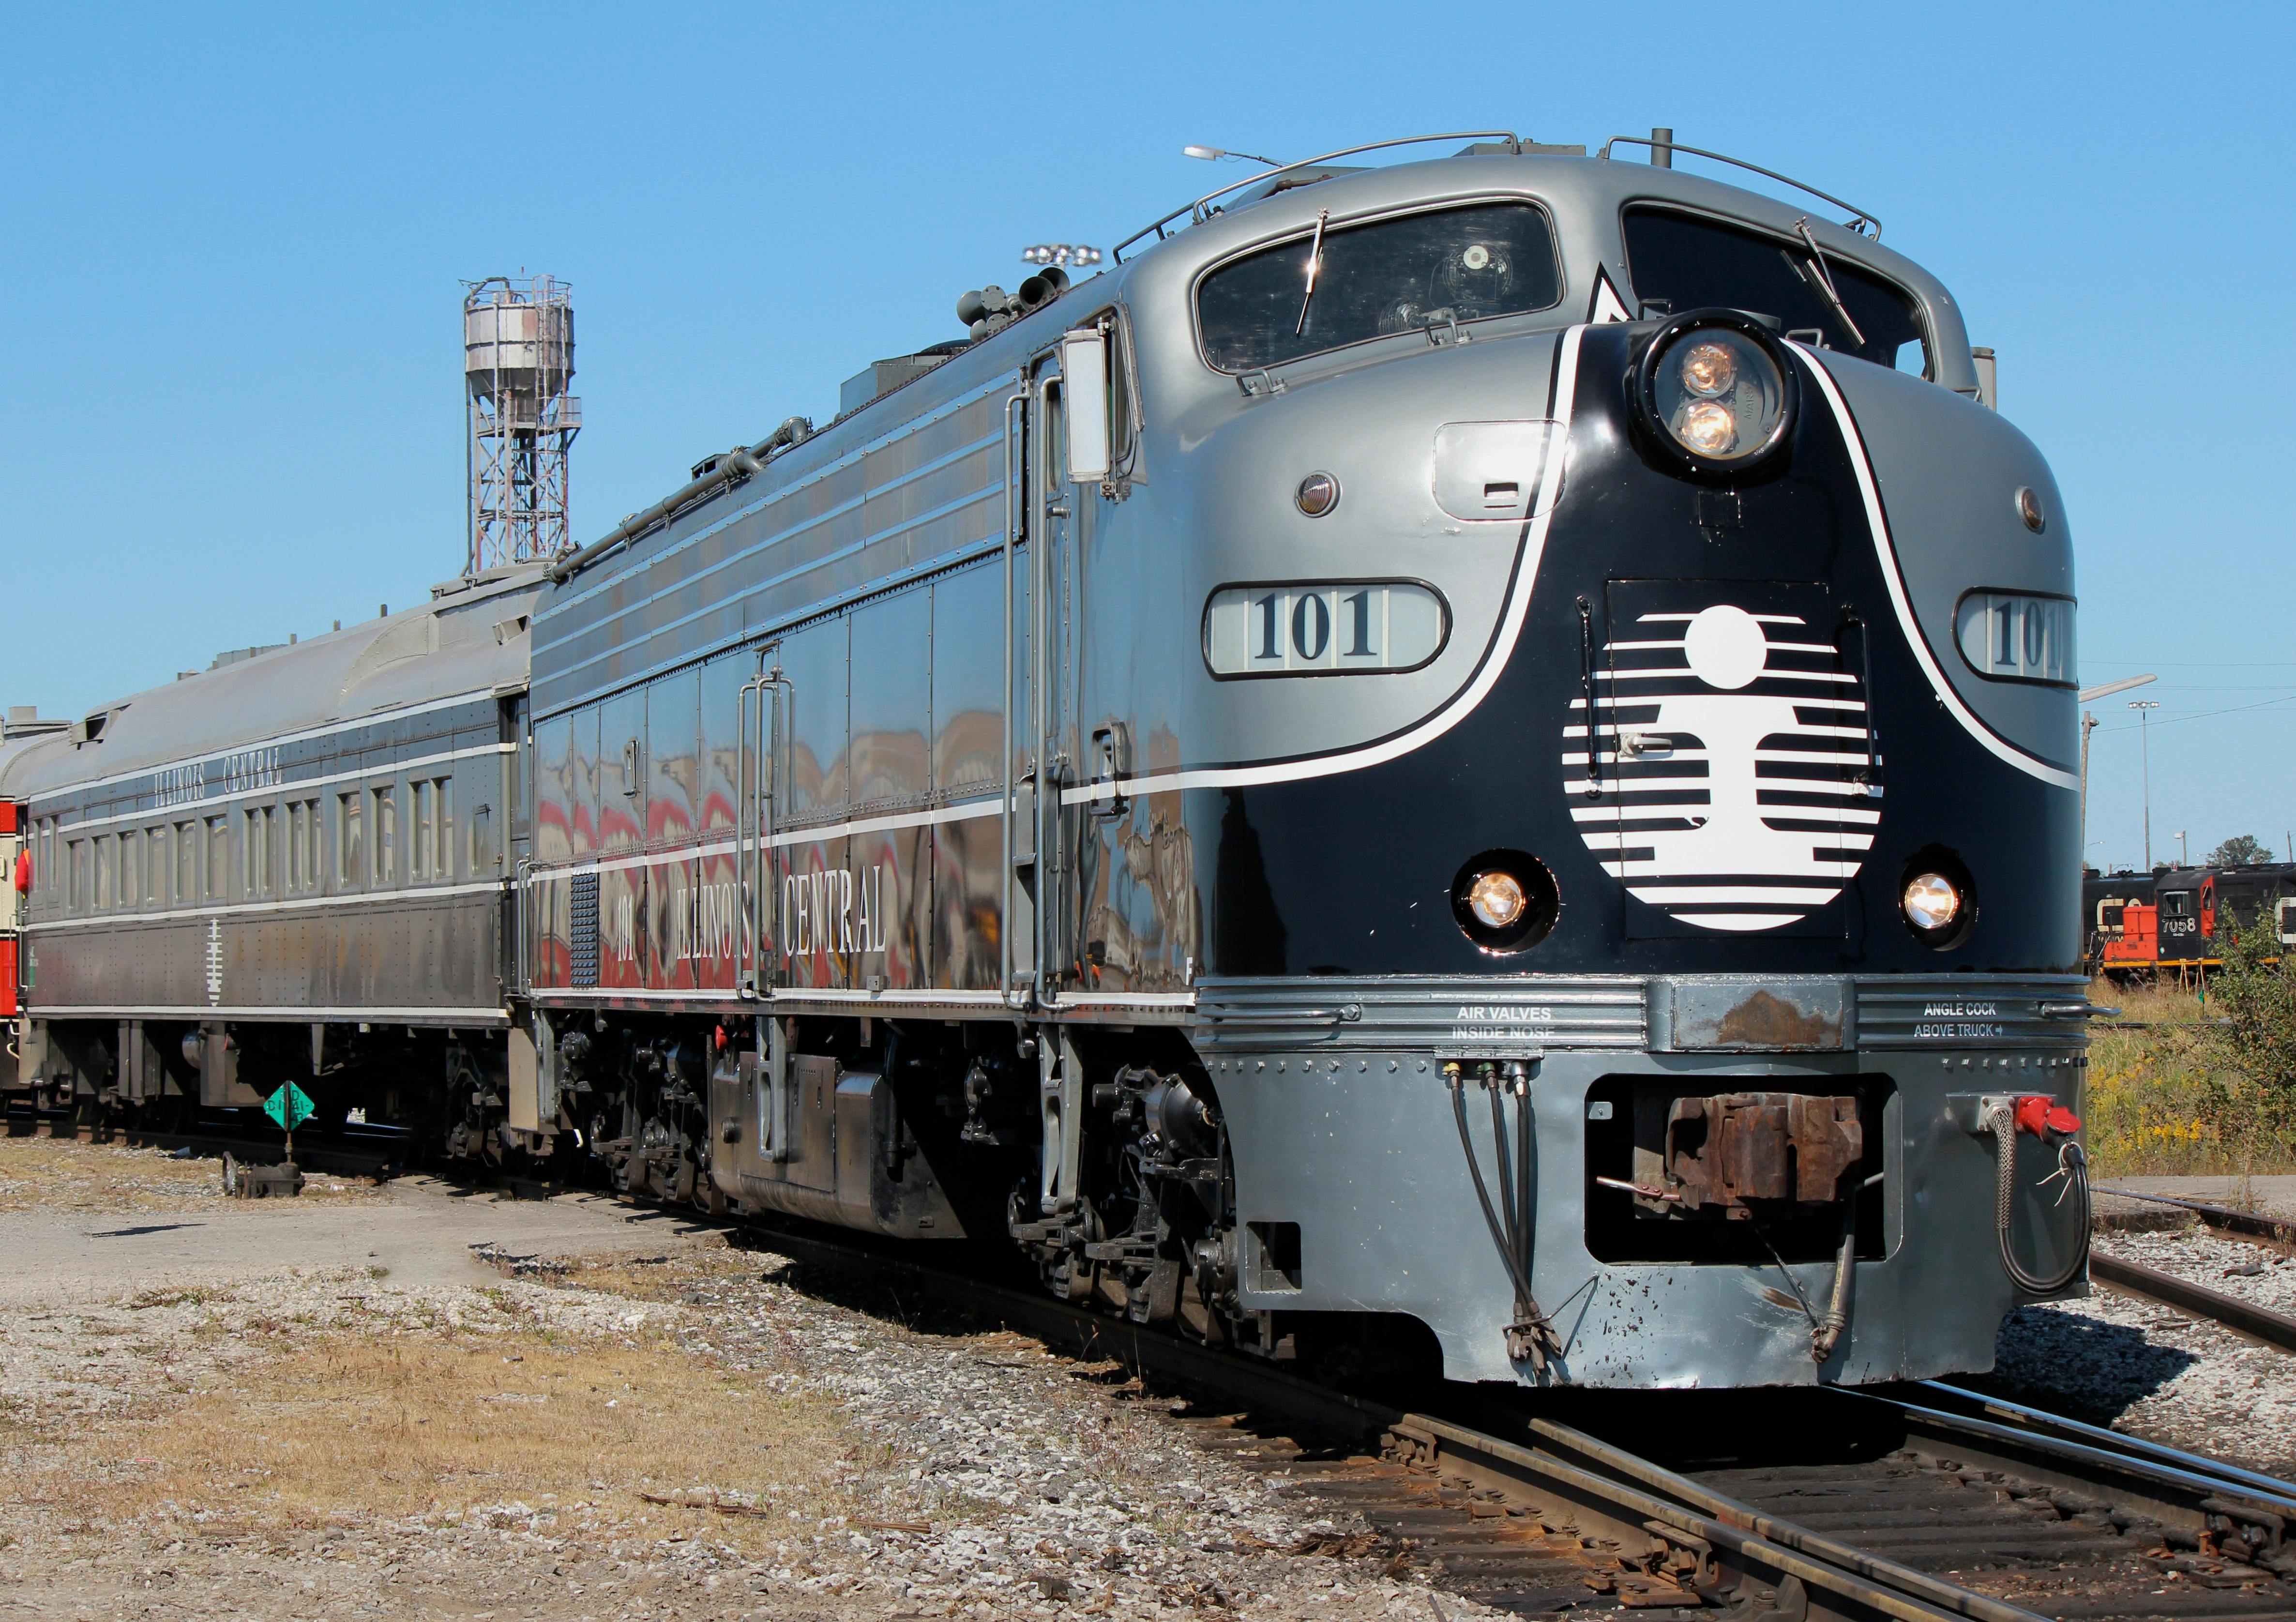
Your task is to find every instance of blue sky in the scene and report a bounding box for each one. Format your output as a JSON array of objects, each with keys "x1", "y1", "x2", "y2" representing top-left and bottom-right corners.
[{"x1": 2, "y1": 2, "x2": 2288, "y2": 873}]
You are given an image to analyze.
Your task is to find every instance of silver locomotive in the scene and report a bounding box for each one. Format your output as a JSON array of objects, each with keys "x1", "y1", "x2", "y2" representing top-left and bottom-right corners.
[{"x1": 5, "y1": 133, "x2": 2093, "y2": 1390}]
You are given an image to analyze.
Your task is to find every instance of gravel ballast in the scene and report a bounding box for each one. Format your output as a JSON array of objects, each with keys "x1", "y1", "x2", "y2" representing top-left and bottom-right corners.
[{"x1": 1984, "y1": 1222, "x2": 2296, "y2": 1480}]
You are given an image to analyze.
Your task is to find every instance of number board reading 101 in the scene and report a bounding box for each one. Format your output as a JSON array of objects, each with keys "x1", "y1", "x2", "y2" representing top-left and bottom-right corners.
[
  {"x1": 1203, "y1": 581, "x2": 1447, "y2": 677},
  {"x1": 1953, "y1": 591, "x2": 2074, "y2": 686}
]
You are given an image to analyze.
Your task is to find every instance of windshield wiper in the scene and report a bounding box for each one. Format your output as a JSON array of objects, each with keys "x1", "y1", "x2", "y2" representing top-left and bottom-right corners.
[
  {"x1": 1293, "y1": 208, "x2": 1329, "y2": 338},
  {"x1": 1793, "y1": 217, "x2": 1866, "y2": 349}
]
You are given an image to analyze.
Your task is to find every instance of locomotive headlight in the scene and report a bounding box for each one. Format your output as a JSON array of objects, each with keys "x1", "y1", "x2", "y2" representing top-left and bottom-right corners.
[
  {"x1": 1634, "y1": 312, "x2": 1798, "y2": 475},
  {"x1": 1466, "y1": 870, "x2": 1527, "y2": 929},
  {"x1": 1903, "y1": 873, "x2": 1961, "y2": 931},
  {"x1": 1678, "y1": 399, "x2": 1737, "y2": 455},
  {"x1": 1451, "y1": 851, "x2": 1560, "y2": 953},
  {"x1": 1678, "y1": 340, "x2": 1737, "y2": 397}
]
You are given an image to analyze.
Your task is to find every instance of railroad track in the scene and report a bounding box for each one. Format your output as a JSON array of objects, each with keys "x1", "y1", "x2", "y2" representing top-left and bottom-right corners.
[
  {"x1": 21, "y1": 1117, "x2": 2296, "y2": 1616},
  {"x1": 718, "y1": 1220, "x2": 2296, "y2": 1622},
  {"x1": 2096, "y1": 1189, "x2": 2296, "y2": 1250},
  {"x1": 5, "y1": 1104, "x2": 409, "y2": 1182},
  {"x1": 2089, "y1": 1189, "x2": 2296, "y2": 1356}
]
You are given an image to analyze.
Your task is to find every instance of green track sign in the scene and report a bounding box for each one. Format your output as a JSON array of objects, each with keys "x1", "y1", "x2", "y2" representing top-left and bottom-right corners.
[{"x1": 263, "y1": 1081, "x2": 314, "y2": 1132}]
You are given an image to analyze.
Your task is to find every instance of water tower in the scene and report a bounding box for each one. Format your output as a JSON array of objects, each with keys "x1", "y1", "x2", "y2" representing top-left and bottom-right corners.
[{"x1": 463, "y1": 275, "x2": 580, "y2": 575}]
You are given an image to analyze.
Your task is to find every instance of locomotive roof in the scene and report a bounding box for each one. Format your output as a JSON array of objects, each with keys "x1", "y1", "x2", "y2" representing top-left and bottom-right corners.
[
  {"x1": 1, "y1": 564, "x2": 544, "y2": 803},
  {"x1": 533, "y1": 146, "x2": 1981, "y2": 717}
]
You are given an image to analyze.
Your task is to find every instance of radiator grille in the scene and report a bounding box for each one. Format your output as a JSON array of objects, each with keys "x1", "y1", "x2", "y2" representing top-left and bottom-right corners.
[{"x1": 569, "y1": 871, "x2": 599, "y2": 989}]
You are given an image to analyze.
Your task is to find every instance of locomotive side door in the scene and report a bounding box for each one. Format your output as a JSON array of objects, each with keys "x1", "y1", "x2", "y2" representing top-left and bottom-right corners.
[
  {"x1": 736, "y1": 648, "x2": 791, "y2": 1163},
  {"x1": 737, "y1": 650, "x2": 781, "y2": 998},
  {"x1": 1022, "y1": 334, "x2": 1109, "y2": 1002},
  {"x1": 1003, "y1": 355, "x2": 1073, "y2": 1005},
  {"x1": 1035, "y1": 352, "x2": 1080, "y2": 998}
]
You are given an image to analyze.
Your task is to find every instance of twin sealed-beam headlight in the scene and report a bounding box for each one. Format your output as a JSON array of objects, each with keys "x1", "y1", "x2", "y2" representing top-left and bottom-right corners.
[{"x1": 1633, "y1": 311, "x2": 1798, "y2": 474}]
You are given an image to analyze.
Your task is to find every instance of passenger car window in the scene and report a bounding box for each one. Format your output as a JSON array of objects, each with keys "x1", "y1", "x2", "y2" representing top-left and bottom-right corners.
[
  {"x1": 336, "y1": 794, "x2": 363, "y2": 886},
  {"x1": 1198, "y1": 202, "x2": 1563, "y2": 372},
  {"x1": 1622, "y1": 206, "x2": 1928, "y2": 375}
]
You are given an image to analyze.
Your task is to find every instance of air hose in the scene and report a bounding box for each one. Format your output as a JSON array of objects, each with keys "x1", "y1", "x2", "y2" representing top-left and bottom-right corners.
[
  {"x1": 1446, "y1": 1062, "x2": 1560, "y2": 1372},
  {"x1": 1982, "y1": 1096, "x2": 2091, "y2": 1295}
]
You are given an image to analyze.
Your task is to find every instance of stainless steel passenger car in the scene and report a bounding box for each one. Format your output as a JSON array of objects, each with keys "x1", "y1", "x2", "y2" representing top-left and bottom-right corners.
[{"x1": 6, "y1": 567, "x2": 537, "y2": 1122}]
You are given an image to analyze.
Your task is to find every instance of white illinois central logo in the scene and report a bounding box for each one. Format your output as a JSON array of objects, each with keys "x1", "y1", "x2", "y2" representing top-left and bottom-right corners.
[{"x1": 1565, "y1": 603, "x2": 1878, "y2": 932}]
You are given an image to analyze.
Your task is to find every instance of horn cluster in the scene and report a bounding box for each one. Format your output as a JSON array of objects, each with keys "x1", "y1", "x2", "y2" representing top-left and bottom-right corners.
[{"x1": 955, "y1": 265, "x2": 1070, "y2": 341}]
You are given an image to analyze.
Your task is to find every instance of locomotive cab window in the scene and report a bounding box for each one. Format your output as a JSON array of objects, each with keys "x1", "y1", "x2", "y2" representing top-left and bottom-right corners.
[
  {"x1": 1197, "y1": 201, "x2": 1564, "y2": 372},
  {"x1": 1622, "y1": 206, "x2": 1929, "y2": 376}
]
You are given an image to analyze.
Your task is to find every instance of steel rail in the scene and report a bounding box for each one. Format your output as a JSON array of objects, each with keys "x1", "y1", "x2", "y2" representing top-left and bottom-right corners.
[
  {"x1": 1841, "y1": 1389, "x2": 2296, "y2": 1526},
  {"x1": 1504, "y1": 1416, "x2": 2045, "y2": 1622},
  {"x1": 2087, "y1": 1249, "x2": 2296, "y2": 1354},
  {"x1": 39, "y1": 1112, "x2": 2282, "y2": 1613},
  {"x1": 2094, "y1": 1183, "x2": 2296, "y2": 1244},
  {"x1": 10, "y1": 1114, "x2": 406, "y2": 1181},
  {"x1": 1918, "y1": 1380, "x2": 2296, "y2": 1506},
  {"x1": 1409, "y1": 1412, "x2": 2011, "y2": 1622},
  {"x1": 728, "y1": 1220, "x2": 2027, "y2": 1621}
]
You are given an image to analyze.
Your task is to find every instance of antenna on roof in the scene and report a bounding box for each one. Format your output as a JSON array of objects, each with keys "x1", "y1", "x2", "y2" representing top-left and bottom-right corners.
[{"x1": 1183, "y1": 144, "x2": 1283, "y2": 167}]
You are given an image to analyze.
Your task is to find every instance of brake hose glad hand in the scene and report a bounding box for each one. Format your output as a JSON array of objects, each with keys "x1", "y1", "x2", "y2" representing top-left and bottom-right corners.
[
  {"x1": 2012, "y1": 1092, "x2": 2082, "y2": 1140},
  {"x1": 1980, "y1": 1093, "x2": 2090, "y2": 1294}
]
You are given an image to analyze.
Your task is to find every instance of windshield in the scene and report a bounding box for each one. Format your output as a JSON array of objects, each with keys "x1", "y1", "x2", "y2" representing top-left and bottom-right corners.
[
  {"x1": 1197, "y1": 201, "x2": 1563, "y2": 372},
  {"x1": 1622, "y1": 206, "x2": 1929, "y2": 375}
]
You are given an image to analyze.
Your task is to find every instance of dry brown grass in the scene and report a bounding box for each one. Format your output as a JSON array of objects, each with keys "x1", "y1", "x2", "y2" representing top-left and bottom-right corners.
[
  {"x1": 28, "y1": 1324, "x2": 857, "y2": 1547},
  {"x1": 0, "y1": 1137, "x2": 380, "y2": 1212}
]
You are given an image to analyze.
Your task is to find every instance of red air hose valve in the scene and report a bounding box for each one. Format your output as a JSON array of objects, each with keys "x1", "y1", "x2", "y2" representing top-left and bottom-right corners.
[{"x1": 2013, "y1": 1093, "x2": 2081, "y2": 1139}]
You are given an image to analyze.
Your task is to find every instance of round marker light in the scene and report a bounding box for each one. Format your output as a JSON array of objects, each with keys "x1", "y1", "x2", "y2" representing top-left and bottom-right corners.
[
  {"x1": 1466, "y1": 870, "x2": 1527, "y2": 930},
  {"x1": 1296, "y1": 471, "x2": 1339, "y2": 517},
  {"x1": 1634, "y1": 312, "x2": 1798, "y2": 475},
  {"x1": 1903, "y1": 873, "x2": 1961, "y2": 932}
]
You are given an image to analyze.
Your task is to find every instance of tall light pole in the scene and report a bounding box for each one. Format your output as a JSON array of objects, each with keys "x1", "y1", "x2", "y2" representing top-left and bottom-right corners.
[
  {"x1": 2175, "y1": 829, "x2": 2189, "y2": 865},
  {"x1": 2130, "y1": 698, "x2": 2161, "y2": 867},
  {"x1": 2077, "y1": 675, "x2": 2157, "y2": 857}
]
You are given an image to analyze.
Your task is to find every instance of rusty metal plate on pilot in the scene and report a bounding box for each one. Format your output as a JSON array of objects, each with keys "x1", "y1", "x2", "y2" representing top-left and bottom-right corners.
[{"x1": 1660, "y1": 976, "x2": 1848, "y2": 1052}]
